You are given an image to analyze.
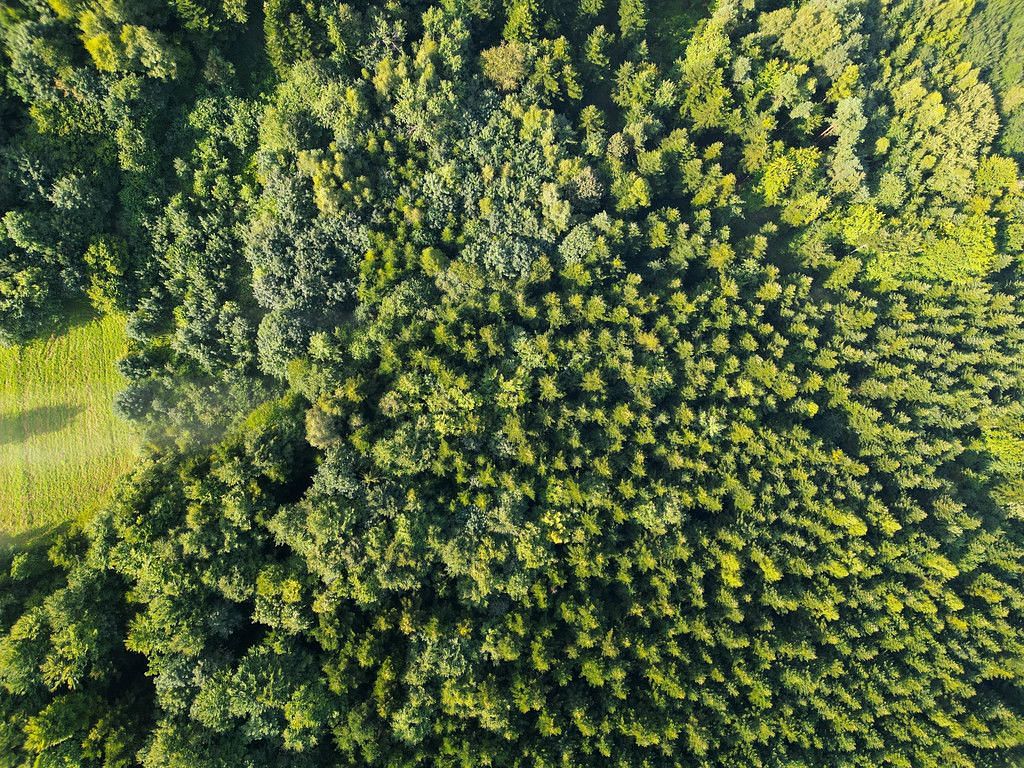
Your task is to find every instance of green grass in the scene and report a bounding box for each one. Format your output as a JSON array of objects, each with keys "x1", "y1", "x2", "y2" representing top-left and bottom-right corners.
[{"x1": 0, "y1": 312, "x2": 137, "y2": 538}]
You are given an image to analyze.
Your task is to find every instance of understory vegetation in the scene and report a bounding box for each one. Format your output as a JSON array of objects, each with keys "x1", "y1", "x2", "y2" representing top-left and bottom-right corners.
[{"x1": 1, "y1": 0, "x2": 1024, "y2": 765}]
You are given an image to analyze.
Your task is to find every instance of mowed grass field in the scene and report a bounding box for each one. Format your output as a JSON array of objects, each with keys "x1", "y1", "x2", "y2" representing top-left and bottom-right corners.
[{"x1": 0, "y1": 313, "x2": 137, "y2": 539}]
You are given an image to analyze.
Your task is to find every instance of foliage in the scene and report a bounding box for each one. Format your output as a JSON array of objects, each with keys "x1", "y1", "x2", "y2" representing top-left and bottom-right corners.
[
  {"x1": 965, "y1": 0, "x2": 1024, "y2": 155},
  {"x1": 1, "y1": 0, "x2": 1024, "y2": 765}
]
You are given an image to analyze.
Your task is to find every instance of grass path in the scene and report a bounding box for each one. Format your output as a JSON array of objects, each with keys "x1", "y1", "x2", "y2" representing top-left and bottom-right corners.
[{"x1": 0, "y1": 313, "x2": 137, "y2": 537}]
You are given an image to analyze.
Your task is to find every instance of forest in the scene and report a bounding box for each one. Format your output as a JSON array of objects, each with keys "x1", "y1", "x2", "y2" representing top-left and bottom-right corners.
[{"x1": 1, "y1": 0, "x2": 1024, "y2": 765}]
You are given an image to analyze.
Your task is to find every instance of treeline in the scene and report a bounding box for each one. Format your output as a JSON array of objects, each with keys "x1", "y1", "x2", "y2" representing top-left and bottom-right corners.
[{"x1": 2, "y1": 0, "x2": 1024, "y2": 765}]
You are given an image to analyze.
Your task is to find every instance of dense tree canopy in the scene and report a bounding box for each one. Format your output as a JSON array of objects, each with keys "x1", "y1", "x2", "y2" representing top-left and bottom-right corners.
[{"x1": 2, "y1": 0, "x2": 1024, "y2": 765}]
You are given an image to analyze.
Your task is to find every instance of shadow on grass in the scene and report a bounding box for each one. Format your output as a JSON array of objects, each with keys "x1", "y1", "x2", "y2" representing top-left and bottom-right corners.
[
  {"x1": 0, "y1": 520, "x2": 67, "y2": 556},
  {"x1": 0, "y1": 404, "x2": 84, "y2": 446},
  {"x1": 45, "y1": 300, "x2": 102, "y2": 340},
  {"x1": 3, "y1": 300, "x2": 102, "y2": 349}
]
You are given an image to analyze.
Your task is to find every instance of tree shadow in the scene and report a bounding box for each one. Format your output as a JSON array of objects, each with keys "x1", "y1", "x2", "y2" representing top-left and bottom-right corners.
[
  {"x1": 0, "y1": 404, "x2": 84, "y2": 446},
  {"x1": 648, "y1": 0, "x2": 711, "y2": 67},
  {"x1": 44, "y1": 300, "x2": 102, "y2": 340},
  {"x1": 0, "y1": 519, "x2": 68, "y2": 558},
  {"x1": 4, "y1": 300, "x2": 102, "y2": 349}
]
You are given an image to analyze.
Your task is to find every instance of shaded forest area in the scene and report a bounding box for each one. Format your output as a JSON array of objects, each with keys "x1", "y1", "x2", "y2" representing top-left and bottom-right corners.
[{"x1": 2, "y1": 0, "x2": 1024, "y2": 765}]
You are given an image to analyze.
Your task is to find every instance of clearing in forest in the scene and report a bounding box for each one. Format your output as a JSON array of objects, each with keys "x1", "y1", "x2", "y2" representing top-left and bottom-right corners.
[{"x1": 0, "y1": 312, "x2": 137, "y2": 539}]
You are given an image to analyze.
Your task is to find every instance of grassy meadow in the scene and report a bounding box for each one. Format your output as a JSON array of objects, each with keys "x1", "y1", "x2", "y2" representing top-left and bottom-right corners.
[{"x1": 0, "y1": 312, "x2": 137, "y2": 539}]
